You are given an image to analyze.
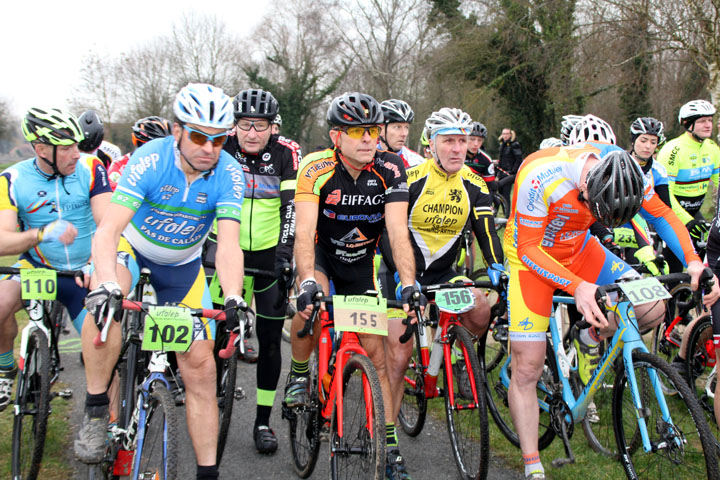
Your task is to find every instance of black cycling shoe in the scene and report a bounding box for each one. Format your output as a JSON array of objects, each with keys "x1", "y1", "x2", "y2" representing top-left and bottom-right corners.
[
  {"x1": 254, "y1": 425, "x2": 278, "y2": 455},
  {"x1": 386, "y1": 448, "x2": 412, "y2": 480}
]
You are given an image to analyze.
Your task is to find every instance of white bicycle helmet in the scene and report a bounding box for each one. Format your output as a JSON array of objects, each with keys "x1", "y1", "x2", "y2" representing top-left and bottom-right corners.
[
  {"x1": 174, "y1": 83, "x2": 234, "y2": 129},
  {"x1": 559, "y1": 114, "x2": 584, "y2": 145},
  {"x1": 678, "y1": 99, "x2": 716, "y2": 128},
  {"x1": 424, "y1": 108, "x2": 473, "y2": 138},
  {"x1": 539, "y1": 137, "x2": 563, "y2": 149},
  {"x1": 568, "y1": 114, "x2": 616, "y2": 145}
]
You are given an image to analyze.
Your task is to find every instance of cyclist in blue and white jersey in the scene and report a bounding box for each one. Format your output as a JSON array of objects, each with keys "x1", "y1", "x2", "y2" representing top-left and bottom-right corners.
[
  {"x1": 379, "y1": 99, "x2": 426, "y2": 168},
  {"x1": 78, "y1": 83, "x2": 246, "y2": 480},
  {"x1": 0, "y1": 107, "x2": 112, "y2": 412}
]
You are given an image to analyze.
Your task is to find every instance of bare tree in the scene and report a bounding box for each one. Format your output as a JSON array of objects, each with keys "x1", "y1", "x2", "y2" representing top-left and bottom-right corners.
[
  {"x1": 69, "y1": 51, "x2": 123, "y2": 123},
  {"x1": 242, "y1": 0, "x2": 349, "y2": 146},
  {"x1": 169, "y1": 13, "x2": 245, "y2": 94}
]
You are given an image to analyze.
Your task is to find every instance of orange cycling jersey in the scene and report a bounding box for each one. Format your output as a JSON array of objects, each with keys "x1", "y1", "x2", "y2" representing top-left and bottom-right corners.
[{"x1": 504, "y1": 145, "x2": 700, "y2": 296}]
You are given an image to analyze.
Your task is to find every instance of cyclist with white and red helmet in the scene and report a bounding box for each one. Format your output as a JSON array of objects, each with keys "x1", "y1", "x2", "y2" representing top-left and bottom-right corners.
[{"x1": 379, "y1": 99, "x2": 426, "y2": 168}]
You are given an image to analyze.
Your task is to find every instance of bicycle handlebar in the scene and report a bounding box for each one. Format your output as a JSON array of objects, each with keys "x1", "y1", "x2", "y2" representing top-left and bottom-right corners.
[
  {"x1": 0, "y1": 266, "x2": 85, "y2": 280},
  {"x1": 296, "y1": 292, "x2": 411, "y2": 340}
]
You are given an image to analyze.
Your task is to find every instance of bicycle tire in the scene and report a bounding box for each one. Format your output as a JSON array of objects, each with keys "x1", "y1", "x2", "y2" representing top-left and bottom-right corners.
[
  {"x1": 685, "y1": 315, "x2": 719, "y2": 443},
  {"x1": 216, "y1": 344, "x2": 237, "y2": 465},
  {"x1": 288, "y1": 352, "x2": 321, "y2": 478},
  {"x1": 612, "y1": 351, "x2": 719, "y2": 480},
  {"x1": 330, "y1": 354, "x2": 385, "y2": 480},
  {"x1": 492, "y1": 192, "x2": 509, "y2": 219},
  {"x1": 651, "y1": 283, "x2": 696, "y2": 365},
  {"x1": 11, "y1": 329, "x2": 51, "y2": 480},
  {"x1": 481, "y1": 334, "x2": 556, "y2": 450},
  {"x1": 133, "y1": 382, "x2": 178, "y2": 480},
  {"x1": 444, "y1": 325, "x2": 489, "y2": 480},
  {"x1": 398, "y1": 340, "x2": 427, "y2": 437}
]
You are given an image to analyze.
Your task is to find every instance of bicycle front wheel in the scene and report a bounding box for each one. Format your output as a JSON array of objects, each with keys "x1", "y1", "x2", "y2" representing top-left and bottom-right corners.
[
  {"x1": 686, "y1": 315, "x2": 719, "y2": 444},
  {"x1": 12, "y1": 329, "x2": 51, "y2": 480},
  {"x1": 444, "y1": 325, "x2": 489, "y2": 480},
  {"x1": 215, "y1": 328, "x2": 237, "y2": 465},
  {"x1": 133, "y1": 383, "x2": 178, "y2": 480},
  {"x1": 330, "y1": 354, "x2": 385, "y2": 480},
  {"x1": 398, "y1": 338, "x2": 427, "y2": 437},
  {"x1": 288, "y1": 352, "x2": 321, "y2": 478},
  {"x1": 612, "y1": 351, "x2": 719, "y2": 479}
]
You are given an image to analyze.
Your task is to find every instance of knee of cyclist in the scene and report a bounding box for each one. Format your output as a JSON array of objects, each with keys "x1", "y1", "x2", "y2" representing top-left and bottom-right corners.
[
  {"x1": 180, "y1": 353, "x2": 216, "y2": 385},
  {"x1": 511, "y1": 361, "x2": 544, "y2": 385}
]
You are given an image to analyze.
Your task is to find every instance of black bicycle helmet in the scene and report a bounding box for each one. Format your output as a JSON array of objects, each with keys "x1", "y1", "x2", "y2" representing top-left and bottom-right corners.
[
  {"x1": 132, "y1": 116, "x2": 172, "y2": 147},
  {"x1": 630, "y1": 117, "x2": 665, "y2": 144},
  {"x1": 327, "y1": 92, "x2": 384, "y2": 127},
  {"x1": 77, "y1": 110, "x2": 104, "y2": 152},
  {"x1": 380, "y1": 99, "x2": 414, "y2": 124},
  {"x1": 586, "y1": 150, "x2": 645, "y2": 228},
  {"x1": 233, "y1": 88, "x2": 279, "y2": 120},
  {"x1": 470, "y1": 122, "x2": 487, "y2": 138}
]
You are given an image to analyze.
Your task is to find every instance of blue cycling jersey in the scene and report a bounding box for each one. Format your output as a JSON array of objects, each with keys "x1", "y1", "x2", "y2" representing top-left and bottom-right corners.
[
  {"x1": 0, "y1": 154, "x2": 111, "y2": 270},
  {"x1": 112, "y1": 136, "x2": 245, "y2": 265}
]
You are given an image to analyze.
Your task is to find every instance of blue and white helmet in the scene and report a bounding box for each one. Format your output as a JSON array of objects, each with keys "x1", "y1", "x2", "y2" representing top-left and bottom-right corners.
[
  {"x1": 173, "y1": 83, "x2": 234, "y2": 129},
  {"x1": 425, "y1": 108, "x2": 473, "y2": 138}
]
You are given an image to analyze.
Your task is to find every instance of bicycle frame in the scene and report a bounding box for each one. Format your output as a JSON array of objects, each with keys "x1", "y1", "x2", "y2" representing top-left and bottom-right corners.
[
  {"x1": 316, "y1": 310, "x2": 377, "y2": 440},
  {"x1": 497, "y1": 294, "x2": 683, "y2": 453},
  {"x1": 405, "y1": 307, "x2": 481, "y2": 406}
]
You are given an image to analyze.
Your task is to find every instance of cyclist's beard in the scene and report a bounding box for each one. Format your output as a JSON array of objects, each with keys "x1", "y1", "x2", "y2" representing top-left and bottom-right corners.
[{"x1": 177, "y1": 136, "x2": 217, "y2": 174}]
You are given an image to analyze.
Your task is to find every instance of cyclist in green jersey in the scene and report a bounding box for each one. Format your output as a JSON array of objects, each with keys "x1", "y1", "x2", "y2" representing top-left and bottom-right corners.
[{"x1": 657, "y1": 99, "x2": 720, "y2": 272}]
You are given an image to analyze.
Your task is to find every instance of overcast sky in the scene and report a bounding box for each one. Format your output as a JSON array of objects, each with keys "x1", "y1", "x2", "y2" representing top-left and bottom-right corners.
[{"x1": 2, "y1": 0, "x2": 268, "y2": 115}]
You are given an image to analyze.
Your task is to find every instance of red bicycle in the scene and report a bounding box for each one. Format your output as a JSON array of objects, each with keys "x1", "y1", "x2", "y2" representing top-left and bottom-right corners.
[
  {"x1": 398, "y1": 279, "x2": 504, "y2": 480},
  {"x1": 283, "y1": 290, "x2": 411, "y2": 479}
]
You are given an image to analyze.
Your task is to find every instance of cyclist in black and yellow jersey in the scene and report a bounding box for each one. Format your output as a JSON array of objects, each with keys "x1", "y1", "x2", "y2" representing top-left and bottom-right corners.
[{"x1": 381, "y1": 108, "x2": 504, "y2": 479}]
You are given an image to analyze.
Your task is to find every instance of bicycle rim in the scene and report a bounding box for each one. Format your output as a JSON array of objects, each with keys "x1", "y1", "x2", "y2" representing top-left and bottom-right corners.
[
  {"x1": 444, "y1": 325, "x2": 489, "y2": 480},
  {"x1": 216, "y1": 346, "x2": 237, "y2": 465},
  {"x1": 11, "y1": 330, "x2": 50, "y2": 480},
  {"x1": 398, "y1": 340, "x2": 427, "y2": 437},
  {"x1": 133, "y1": 383, "x2": 178, "y2": 479},
  {"x1": 330, "y1": 354, "x2": 385, "y2": 480},
  {"x1": 686, "y1": 316, "x2": 720, "y2": 447},
  {"x1": 612, "y1": 351, "x2": 719, "y2": 479}
]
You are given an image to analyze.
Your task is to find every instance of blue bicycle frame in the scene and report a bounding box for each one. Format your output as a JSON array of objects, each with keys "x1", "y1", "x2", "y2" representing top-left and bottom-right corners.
[{"x1": 498, "y1": 295, "x2": 681, "y2": 452}]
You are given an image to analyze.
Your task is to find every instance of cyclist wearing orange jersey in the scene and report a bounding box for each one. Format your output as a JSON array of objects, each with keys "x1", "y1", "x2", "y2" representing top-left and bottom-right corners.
[{"x1": 504, "y1": 146, "x2": 717, "y2": 480}]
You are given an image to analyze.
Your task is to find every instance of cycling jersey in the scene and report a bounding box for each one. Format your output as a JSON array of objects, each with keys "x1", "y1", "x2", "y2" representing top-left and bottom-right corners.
[
  {"x1": 657, "y1": 133, "x2": 720, "y2": 222},
  {"x1": 505, "y1": 144, "x2": 700, "y2": 295},
  {"x1": 223, "y1": 133, "x2": 299, "y2": 258},
  {"x1": 0, "y1": 154, "x2": 111, "y2": 270},
  {"x1": 465, "y1": 149, "x2": 495, "y2": 182},
  {"x1": 112, "y1": 136, "x2": 245, "y2": 266},
  {"x1": 396, "y1": 146, "x2": 425, "y2": 169},
  {"x1": 295, "y1": 148, "x2": 408, "y2": 265},
  {"x1": 405, "y1": 159, "x2": 503, "y2": 278},
  {"x1": 107, "y1": 153, "x2": 129, "y2": 190}
]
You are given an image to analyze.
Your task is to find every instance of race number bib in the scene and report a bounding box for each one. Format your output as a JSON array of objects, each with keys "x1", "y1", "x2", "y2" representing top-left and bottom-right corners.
[
  {"x1": 20, "y1": 269, "x2": 57, "y2": 300},
  {"x1": 333, "y1": 295, "x2": 388, "y2": 336},
  {"x1": 435, "y1": 288, "x2": 475, "y2": 314},
  {"x1": 619, "y1": 277, "x2": 671, "y2": 306},
  {"x1": 141, "y1": 306, "x2": 194, "y2": 352}
]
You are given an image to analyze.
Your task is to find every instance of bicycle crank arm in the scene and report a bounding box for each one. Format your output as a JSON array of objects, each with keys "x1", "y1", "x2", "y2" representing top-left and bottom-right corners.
[{"x1": 551, "y1": 421, "x2": 576, "y2": 468}]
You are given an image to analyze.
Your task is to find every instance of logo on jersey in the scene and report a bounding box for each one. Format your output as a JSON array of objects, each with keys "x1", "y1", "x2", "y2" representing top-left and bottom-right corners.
[
  {"x1": 521, "y1": 254, "x2": 571, "y2": 287},
  {"x1": 531, "y1": 179, "x2": 541, "y2": 189},
  {"x1": 449, "y1": 188, "x2": 462, "y2": 203},
  {"x1": 259, "y1": 164, "x2": 275, "y2": 175},
  {"x1": 160, "y1": 184, "x2": 180, "y2": 201},
  {"x1": 323, "y1": 209, "x2": 336, "y2": 219},
  {"x1": 196, "y1": 192, "x2": 208, "y2": 204},
  {"x1": 326, "y1": 189, "x2": 341, "y2": 205},
  {"x1": 126, "y1": 153, "x2": 160, "y2": 188},
  {"x1": 611, "y1": 261, "x2": 624, "y2": 273},
  {"x1": 338, "y1": 194, "x2": 384, "y2": 206},
  {"x1": 367, "y1": 179, "x2": 377, "y2": 187},
  {"x1": 541, "y1": 214, "x2": 570, "y2": 247},
  {"x1": 377, "y1": 158, "x2": 401, "y2": 178},
  {"x1": 303, "y1": 159, "x2": 334, "y2": 178},
  {"x1": 38, "y1": 191, "x2": 46, "y2": 197},
  {"x1": 331, "y1": 227, "x2": 374, "y2": 249},
  {"x1": 262, "y1": 153, "x2": 271, "y2": 161}
]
